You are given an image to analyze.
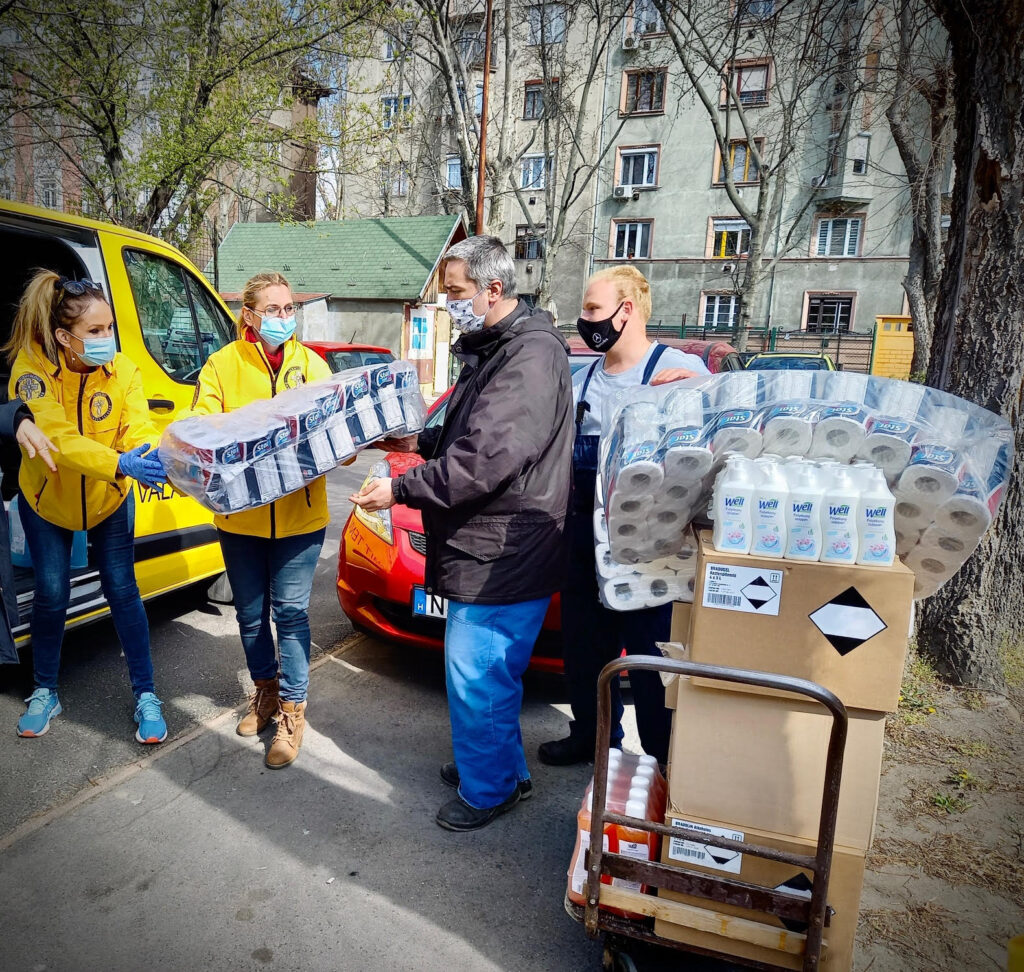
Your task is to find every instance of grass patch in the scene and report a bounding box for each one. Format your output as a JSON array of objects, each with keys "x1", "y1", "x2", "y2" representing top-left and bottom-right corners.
[
  {"x1": 999, "y1": 636, "x2": 1024, "y2": 696},
  {"x1": 944, "y1": 766, "x2": 987, "y2": 792},
  {"x1": 930, "y1": 791, "x2": 971, "y2": 814},
  {"x1": 950, "y1": 739, "x2": 995, "y2": 760}
]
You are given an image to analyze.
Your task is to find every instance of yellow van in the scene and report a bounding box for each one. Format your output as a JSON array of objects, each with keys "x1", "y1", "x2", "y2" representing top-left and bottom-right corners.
[{"x1": 1, "y1": 200, "x2": 232, "y2": 645}]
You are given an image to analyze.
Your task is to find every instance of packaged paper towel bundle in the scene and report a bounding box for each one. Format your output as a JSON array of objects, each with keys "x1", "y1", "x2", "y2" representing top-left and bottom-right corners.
[
  {"x1": 162, "y1": 361, "x2": 426, "y2": 513},
  {"x1": 599, "y1": 371, "x2": 1013, "y2": 599}
]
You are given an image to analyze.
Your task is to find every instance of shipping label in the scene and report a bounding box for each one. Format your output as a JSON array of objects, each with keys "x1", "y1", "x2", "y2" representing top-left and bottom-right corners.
[
  {"x1": 701, "y1": 562, "x2": 783, "y2": 615},
  {"x1": 668, "y1": 819, "x2": 745, "y2": 874}
]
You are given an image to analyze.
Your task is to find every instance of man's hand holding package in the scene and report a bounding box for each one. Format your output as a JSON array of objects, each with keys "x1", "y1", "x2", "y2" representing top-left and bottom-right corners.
[
  {"x1": 649, "y1": 367, "x2": 700, "y2": 385},
  {"x1": 350, "y1": 477, "x2": 396, "y2": 512}
]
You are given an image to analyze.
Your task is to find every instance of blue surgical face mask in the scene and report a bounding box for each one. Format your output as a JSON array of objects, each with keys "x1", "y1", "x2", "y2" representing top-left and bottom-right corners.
[
  {"x1": 256, "y1": 312, "x2": 297, "y2": 348},
  {"x1": 447, "y1": 289, "x2": 487, "y2": 333},
  {"x1": 68, "y1": 333, "x2": 117, "y2": 367}
]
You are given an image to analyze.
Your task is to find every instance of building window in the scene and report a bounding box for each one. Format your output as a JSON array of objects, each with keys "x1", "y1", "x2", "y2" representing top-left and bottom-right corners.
[
  {"x1": 515, "y1": 224, "x2": 546, "y2": 259},
  {"x1": 630, "y1": 0, "x2": 665, "y2": 35},
  {"x1": 702, "y1": 293, "x2": 741, "y2": 329},
  {"x1": 457, "y1": 21, "x2": 495, "y2": 66},
  {"x1": 380, "y1": 162, "x2": 409, "y2": 197},
  {"x1": 850, "y1": 132, "x2": 870, "y2": 175},
  {"x1": 622, "y1": 69, "x2": 667, "y2": 115},
  {"x1": 815, "y1": 216, "x2": 862, "y2": 257},
  {"x1": 618, "y1": 146, "x2": 659, "y2": 187},
  {"x1": 526, "y1": 3, "x2": 567, "y2": 44},
  {"x1": 612, "y1": 220, "x2": 652, "y2": 259},
  {"x1": 37, "y1": 175, "x2": 59, "y2": 210},
  {"x1": 715, "y1": 139, "x2": 763, "y2": 184},
  {"x1": 381, "y1": 95, "x2": 411, "y2": 130},
  {"x1": 456, "y1": 82, "x2": 484, "y2": 117},
  {"x1": 445, "y1": 156, "x2": 462, "y2": 190},
  {"x1": 724, "y1": 61, "x2": 769, "y2": 107},
  {"x1": 710, "y1": 218, "x2": 751, "y2": 258},
  {"x1": 520, "y1": 154, "x2": 552, "y2": 189},
  {"x1": 737, "y1": 0, "x2": 775, "y2": 22},
  {"x1": 805, "y1": 293, "x2": 853, "y2": 333},
  {"x1": 523, "y1": 80, "x2": 558, "y2": 119}
]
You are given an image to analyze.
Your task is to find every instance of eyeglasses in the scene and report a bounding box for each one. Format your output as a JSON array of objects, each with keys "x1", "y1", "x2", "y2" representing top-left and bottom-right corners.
[
  {"x1": 255, "y1": 304, "x2": 296, "y2": 318},
  {"x1": 56, "y1": 278, "x2": 102, "y2": 301}
]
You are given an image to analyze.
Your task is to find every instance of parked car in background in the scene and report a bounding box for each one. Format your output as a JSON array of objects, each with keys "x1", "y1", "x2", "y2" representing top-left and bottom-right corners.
[
  {"x1": 566, "y1": 335, "x2": 745, "y2": 373},
  {"x1": 336, "y1": 338, "x2": 739, "y2": 668},
  {"x1": 304, "y1": 341, "x2": 395, "y2": 373},
  {"x1": 744, "y1": 351, "x2": 837, "y2": 371}
]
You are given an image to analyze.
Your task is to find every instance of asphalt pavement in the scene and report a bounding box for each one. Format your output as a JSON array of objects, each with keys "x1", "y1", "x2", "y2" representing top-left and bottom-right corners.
[{"x1": 0, "y1": 454, "x2": 731, "y2": 971}]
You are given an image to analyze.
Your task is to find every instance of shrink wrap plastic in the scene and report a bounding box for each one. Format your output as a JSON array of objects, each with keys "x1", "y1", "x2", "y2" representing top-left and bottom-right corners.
[
  {"x1": 161, "y1": 361, "x2": 426, "y2": 513},
  {"x1": 599, "y1": 372, "x2": 1012, "y2": 600}
]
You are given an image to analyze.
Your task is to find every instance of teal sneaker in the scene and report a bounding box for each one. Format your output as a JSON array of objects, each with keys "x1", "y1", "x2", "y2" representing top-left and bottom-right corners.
[
  {"x1": 17, "y1": 688, "x2": 62, "y2": 737},
  {"x1": 134, "y1": 692, "x2": 167, "y2": 744}
]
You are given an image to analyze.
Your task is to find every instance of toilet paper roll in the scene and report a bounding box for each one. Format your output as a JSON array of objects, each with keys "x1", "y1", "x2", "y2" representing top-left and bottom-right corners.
[
  {"x1": 660, "y1": 429, "x2": 714, "y2": 483},
  {"x1": 874, "y1": 379, "x2": 928, "y2": 419},
  {"x1": 918, "y1": 525, "x2": 974, "y2": 561},
  {"x1": 710, "y1": 409, "x2": 763, "y2": 459},
  {"x1": 895, "y1": 528, "x2": 922, "y2": 557},
  {"x1": 911, "y1": 569, "x2": 947, "y2": 600},
  {"x1": 593, "y1": 508, "x2": 609, "y2": 545},
  {"x1": 933, "y1": 475, "x2": 992, "y2": 540},
  {"x1": 904, "y1": 545, "x2": 959, "y2": 583},
  {"x1": 607, "y1": 512, "x2": 648, "y2": 545},
  {"x1": 710, "y1": 372, "x2": 760, "y2": 409},
  {"x1": 595, "y1": 542, "x2": 638, "y2": 579},
  {"x1": 820, "y1": 370, "x2": 870, "y2": 404},
  {"x1": 649, "y1": 533, "x2": 685, "y2": 558},
  {"x1": 761, "y1": 404, "x2": 815, "y2": 457},
  {"x1": 657, "y1": 479, "x2": 694, "y2": 507},
  {"x1": 608, "y1": 492, "x2": 655, "y2": 518},
  {"x1": 858, "y1": 416, "x2": 921, "y2": 476},
  {"x1": 661, "y1": 385, "x2": 706, "y2": 425},
  {"x1": 895, "y1": 444, "x2": 964, "y2": 504},
  {"x1": 893, "y1": 489, "x2": 938, "y2": 532},
  {"x1": 602, "y1": 576, "x2": 646, "y2": 610},
  {"x1": 611, "y1": 401, "x2": 665, "y2": 495},
  {"x1": 808, "y1": 403, "x2": 869, "y2": 462},
  {"x1": 649, "y1": 505, "x2": 686, "y2": 534},
  {"x1": 765, "y1": 370, "x2": 815, "y2": 402},
  {"x1": 608, "y1": 539, "x2": 658, "y2": 566}
]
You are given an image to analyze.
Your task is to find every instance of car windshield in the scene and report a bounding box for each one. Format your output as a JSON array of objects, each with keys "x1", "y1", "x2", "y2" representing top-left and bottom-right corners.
[
  {"x1": 747, "y1": 357, "x2": 830, "y2": 371},
  {"x1": 325, "y1": 349, "x2": 394, "y2": 373}
]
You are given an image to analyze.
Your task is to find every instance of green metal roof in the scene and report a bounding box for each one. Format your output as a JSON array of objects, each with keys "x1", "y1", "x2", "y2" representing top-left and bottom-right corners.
[{"x1": 211, "y1": 215, "x2": 465, "y2": 301}]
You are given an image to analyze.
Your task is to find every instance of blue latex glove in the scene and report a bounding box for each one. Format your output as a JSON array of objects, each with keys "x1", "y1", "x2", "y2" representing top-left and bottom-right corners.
[{"x1": 118, "y1": 443, "x2": 167, "y2": 489}]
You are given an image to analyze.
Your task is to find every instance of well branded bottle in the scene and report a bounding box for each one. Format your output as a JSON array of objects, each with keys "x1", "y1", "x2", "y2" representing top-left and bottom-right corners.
[
  {"x1": 712, "y1": 456, "x2": 754, "y2": 554},
  {"x1": 856, "y1": 466, "x2": 897, "y2": 565},
  {"x1": 785, "y1": 463, "x2": 824, "y2": 561},
  {"x1": 751, "y1": 461, "x2": 789, "y2": 557},
  {"x1": 821, "y1": 467, "x2": 860, "y2": 564}
]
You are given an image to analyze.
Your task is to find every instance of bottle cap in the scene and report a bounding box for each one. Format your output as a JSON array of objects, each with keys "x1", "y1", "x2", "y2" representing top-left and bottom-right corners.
[
  {"x1": 637, "y1": 754, "x2": 658, "y2": 768},
  {"x1": 628, "y1": 786, "x2": 649, "y2": 804},
  {"x1": 634, "y1": 765, "x2": 656, "y2": 781},
  {"x1": 625, "y1": 799, "x2": 647, "y2": 820},
  {"x1": 630, "y1": 774, "x2": 650, "y2": 789}
]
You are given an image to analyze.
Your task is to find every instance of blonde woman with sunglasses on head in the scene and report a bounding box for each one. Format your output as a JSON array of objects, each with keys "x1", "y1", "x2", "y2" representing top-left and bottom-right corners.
[{"x1": 5, "y1": 271, "x2": 169, "y2": 742}]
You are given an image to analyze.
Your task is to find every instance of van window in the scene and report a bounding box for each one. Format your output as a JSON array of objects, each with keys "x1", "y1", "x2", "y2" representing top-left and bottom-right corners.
[
  {"x1": 123, "y1": 249, "x2": 233, "y2": 382},
  {"x1": 324, "y1": 349, "x2": 394, "y2": 373}
]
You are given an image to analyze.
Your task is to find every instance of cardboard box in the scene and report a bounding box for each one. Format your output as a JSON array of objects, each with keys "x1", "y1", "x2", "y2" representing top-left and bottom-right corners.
[
  {"x1": 668, "y1": 676, "x2": 884, "y2": 850},
  {"x1": 690, "y1": 531, "x2": 914, "y2": 712},
  {"x1": 654, "y1": 811, "x2": 865, "y2": 971},
  {"x1": 670, "y1": 601, "x2": 691, "y2": 643}
]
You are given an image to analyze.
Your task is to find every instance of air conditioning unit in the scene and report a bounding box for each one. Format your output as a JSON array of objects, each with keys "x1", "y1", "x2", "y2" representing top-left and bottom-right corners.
[
  {"x1": 622, "y1": 33, "x2": 638, "y2": 50},
  {"x1": 811, "y1": 175, "x2": 830, "y2": 188},
  {"x1": 613, "y1": 185, "x2": 631, "y2": 200}
]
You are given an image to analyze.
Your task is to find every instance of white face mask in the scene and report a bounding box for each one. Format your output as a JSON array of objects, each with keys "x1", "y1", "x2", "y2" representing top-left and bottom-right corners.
[{"x1": 447, "y1": 289, "x2": 487, "y2": 333}]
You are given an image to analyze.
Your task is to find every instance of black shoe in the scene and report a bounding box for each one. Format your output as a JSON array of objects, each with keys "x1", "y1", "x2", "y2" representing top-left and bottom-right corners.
[
  {"x1": 435, "y1": 789, "x2": 521, "y2": 832},
  {"x1": 537, "y1": 735, "x2": 594, "y2": 766},
  {"x1": 440, "y1": 761, "x2": 533, "y2": 800}
]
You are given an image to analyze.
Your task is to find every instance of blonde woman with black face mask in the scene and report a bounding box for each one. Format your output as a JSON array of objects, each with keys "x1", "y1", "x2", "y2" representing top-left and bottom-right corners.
[{"x1": 5, "y1": 270, "x2": 168, "y2": 742}]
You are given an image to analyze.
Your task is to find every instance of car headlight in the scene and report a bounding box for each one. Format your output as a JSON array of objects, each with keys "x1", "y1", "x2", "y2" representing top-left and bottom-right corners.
[{"x1": 352, "y1": 460, "x2": 394, "y2": 545}]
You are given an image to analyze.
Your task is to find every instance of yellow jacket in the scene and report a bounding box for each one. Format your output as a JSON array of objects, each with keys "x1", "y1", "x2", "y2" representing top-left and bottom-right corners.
[
  {"x1": 188, "y1": 337, "x2": 332, "y2": 539},
  {"x1": 9, "y1": 343, "x2": 158, "y2": 531}
]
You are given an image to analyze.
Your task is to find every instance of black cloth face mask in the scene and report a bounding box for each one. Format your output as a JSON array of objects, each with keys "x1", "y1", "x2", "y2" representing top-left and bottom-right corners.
[{"x1": 576, "y1": 302, "x2": 625, "y2": 352}]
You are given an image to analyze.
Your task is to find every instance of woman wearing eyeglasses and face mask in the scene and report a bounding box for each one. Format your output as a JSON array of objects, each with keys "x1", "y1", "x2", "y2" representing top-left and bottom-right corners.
[
  {"x1": 4, "y1": 270, "x2": 169, "y2": 742},
  {"x1": 187, "y1": 271, "x2": 330, "y2": 769}
]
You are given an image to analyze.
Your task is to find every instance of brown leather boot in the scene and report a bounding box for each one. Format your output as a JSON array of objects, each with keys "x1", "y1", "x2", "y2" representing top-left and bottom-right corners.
[
  {"x1": 236, "y1": 677, "x2": 279, "y2": 737},
  {"x1": 266, "y1": 700, "x2": 306, "y2": 769}
]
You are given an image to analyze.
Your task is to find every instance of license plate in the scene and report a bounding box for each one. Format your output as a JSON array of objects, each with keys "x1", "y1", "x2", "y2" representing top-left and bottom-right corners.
[{"x1": 412, "y1": 587, "x2": 448, "y2": 619}]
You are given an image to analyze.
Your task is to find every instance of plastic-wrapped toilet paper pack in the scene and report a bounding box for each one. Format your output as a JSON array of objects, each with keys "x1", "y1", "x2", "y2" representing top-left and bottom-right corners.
[
  {"x1": 162, "y1": 360, "x2": 426, "y2": 513},
  {"x1": 599, "y1": 372, "x2": 1012, "y2": 598}
]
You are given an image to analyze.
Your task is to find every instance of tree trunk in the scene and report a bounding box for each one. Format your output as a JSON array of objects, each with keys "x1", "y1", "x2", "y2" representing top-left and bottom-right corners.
[
  {"x1": 917, "y1": 0, "x2": 1024, "y2": 690},
  {"x1": 902, "y1": 237, "x2": 933, "y2": 377}
]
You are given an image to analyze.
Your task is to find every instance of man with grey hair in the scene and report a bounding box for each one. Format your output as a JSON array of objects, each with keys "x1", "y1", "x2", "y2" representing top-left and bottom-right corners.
[{"x1": 351, "y1": 235, "x2": 573, "y2": 831}]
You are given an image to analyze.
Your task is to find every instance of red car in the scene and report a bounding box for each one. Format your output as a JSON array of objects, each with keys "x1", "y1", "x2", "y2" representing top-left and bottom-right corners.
[
  {"x1": 304, "y1": 341, "x2": 395, "y2": 373},
  {"x1": 336, "y1": 340, "x2": 738, "y2": 670}
]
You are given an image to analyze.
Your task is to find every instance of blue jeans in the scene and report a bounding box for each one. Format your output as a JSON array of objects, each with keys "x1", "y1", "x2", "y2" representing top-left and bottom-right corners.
[
  {"x1": 218, "y1": 528, "x2": 325, "y2": 702},
  {"x1": 445, "y1": 597, "x2": 550, "y2": 809},
  {"x1": 20, "y1": 492, "x2": 154, "y2": 695}
]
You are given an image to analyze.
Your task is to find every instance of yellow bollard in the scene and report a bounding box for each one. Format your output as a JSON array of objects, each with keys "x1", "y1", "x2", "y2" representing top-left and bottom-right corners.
[{"x1": 1009, "y1": 934, "x2": 1024, "y2": 972}]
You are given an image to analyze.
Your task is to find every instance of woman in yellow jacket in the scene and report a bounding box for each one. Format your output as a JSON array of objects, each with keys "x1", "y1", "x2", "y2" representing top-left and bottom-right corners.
[
  {"x1": 5, "y1": 272, "x2": 169, "y2": 742},
  {"x1": 189, "y1": 271, "x2": 330, "y2": 769}
]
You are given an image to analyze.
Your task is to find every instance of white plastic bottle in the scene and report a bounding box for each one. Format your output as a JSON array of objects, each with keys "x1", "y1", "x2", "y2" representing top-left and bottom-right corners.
[
  {"x1": 712, "y1": 456, "x2": 754, "y2": 554},
  {"x1": 751, "y1": 459, "x2": 789, "y2": 558},
  {"x1": 821, "y1": 467, "x2": 860, "y2": 564},
  {"x1": 785, "y1": 463, "x2": 824, "y2": 561},
  {"x1": 856, "y1": 466, "x2": 897, "y2": 566}
]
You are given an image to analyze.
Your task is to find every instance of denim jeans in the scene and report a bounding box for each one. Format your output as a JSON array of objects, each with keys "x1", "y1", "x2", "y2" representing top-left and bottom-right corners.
[
  {"x1": 218, "y1": 528, "x2": 325, "y2": 702},
  {"x1": 445, "y1": 596, "x2": 550, "y2": 809},
  {"x1": 20, "y1": 492, "x2": 154, "y2": 695},
  {"x1": 559, "y1": 508, "x2": 672, "y2": 765}
]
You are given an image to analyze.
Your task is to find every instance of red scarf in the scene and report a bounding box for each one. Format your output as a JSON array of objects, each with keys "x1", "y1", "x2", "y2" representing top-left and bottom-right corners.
[{"x1": 244, "y1": 327, "x2": 285, "y2": 373}]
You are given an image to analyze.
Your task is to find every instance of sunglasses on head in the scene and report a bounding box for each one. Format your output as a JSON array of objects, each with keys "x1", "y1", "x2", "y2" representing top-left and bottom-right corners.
[{"x1": 56, "y1": 278, "x2": 102, "y2": 300}]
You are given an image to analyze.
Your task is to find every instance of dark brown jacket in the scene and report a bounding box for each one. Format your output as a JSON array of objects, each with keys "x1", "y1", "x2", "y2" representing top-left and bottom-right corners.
[{"x1": 393, "y1": 300, "x2": 573, "y2": 604}]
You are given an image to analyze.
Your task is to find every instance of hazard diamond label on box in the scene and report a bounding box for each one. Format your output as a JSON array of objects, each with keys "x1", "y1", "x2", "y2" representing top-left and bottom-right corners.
[
  {"x1": 702, "y1": 563, "x2": 783, "y2": 616},
  {"x1": 667, "y1": 819, "x2": 745, "y2": 874},
  {"x1": 808, "y1": 587, "x2": 887, "y2": 656}
]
